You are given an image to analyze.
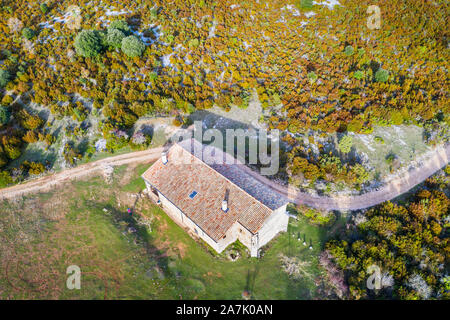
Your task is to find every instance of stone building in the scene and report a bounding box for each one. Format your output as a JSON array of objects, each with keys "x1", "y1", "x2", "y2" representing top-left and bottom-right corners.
[{"x1": 141, "y1": 139, "x2": 289, "y2": 257}]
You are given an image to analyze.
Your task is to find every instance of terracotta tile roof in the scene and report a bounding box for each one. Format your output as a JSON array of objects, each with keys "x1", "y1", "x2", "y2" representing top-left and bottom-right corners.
[
  {"x1": 142, "y1": 140, "x2": 287, "y2": 242},
  {"x1": 178, "y1": 139, "x2": 289, "y2": 210}
]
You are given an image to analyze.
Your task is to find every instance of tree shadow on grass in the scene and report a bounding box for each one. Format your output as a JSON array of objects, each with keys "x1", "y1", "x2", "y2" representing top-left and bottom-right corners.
[
  {"x1": 244, "y1": 264, "x2": 260, "y2": 298},
  {"x1": 85, "y1": 200, "x2": 172, "y2": 280}
]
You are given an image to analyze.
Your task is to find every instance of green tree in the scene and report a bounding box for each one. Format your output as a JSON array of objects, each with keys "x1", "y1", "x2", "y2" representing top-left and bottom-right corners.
[
  {"x1": 188, "y1": 38, "x2": 199, "y2": 48},
  {"x1": 375, "y1": 69, "x2": 389, "y2": 82},
  {"x1": 0, "y1": 69, "x2": 11, "y2": 88},
  {"x1": 121, "y1": 36, "x2": 145, "y2": 57},
  {"x1": 109, "y1": 20, "x2": 130, "y2": 34},
  {"x1": 0, "y1": 106, "x2": 11, "y2": 126},
  {"x1": 106, "y1": 28, "x2": 125, "y2": 49},
  {"x1": 22, "y1": 27, "x2": 34, "y2": 40},
  {"x1": 74, "y1": 30, "x2": 103, "y2": 58},
  {"x1": 40, "y1": 3, "x2": 49, "y2": 14}
]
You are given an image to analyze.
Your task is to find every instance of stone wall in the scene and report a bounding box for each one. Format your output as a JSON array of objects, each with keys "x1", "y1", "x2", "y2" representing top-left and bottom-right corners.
[
  {"x1": 156, "y1": 190, "x2": 228, "y2": 252},
  {"x1": 144, "y1": 179, "x2": 289, "y2": 257},
  {"x1": 256, "y1": 204, "x2": 289, "y2": 250}
]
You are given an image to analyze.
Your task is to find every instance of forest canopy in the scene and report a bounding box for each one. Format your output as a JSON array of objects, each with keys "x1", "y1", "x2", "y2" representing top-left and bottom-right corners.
[{"x1": 326, "y1": 170, "x2": 450, "y2": 300}]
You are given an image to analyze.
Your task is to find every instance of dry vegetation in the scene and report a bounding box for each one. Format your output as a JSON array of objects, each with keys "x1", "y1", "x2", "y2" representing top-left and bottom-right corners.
[{"x1": 0, "y1": 0, "x2": 448, "y2": 190}]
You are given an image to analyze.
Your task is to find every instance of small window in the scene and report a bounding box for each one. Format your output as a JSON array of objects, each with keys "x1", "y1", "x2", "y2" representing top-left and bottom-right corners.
[{"x1": 189, "y1": 191, "x2": 198, "y2": 199}]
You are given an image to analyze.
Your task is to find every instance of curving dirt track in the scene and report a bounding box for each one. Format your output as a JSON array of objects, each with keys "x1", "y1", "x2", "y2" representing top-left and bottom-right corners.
[
  {"x1": 0, "y1": 147, "x2": 164, "y2": 201},
  {"x1": 240, "y1": 143, "x2": 450, "y2": 211},
  {"x1": 0, "y1": 144, "x2": 448, "y2": 211}
]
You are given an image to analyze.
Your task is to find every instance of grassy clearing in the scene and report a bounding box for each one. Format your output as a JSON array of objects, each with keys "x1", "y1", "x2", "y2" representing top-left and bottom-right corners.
[
  {"x1": 0, "y1": 163, "x2": 340, "y2": 299},
  {"x1": 352, "y1": 125, "x2": 429, "y2": 175}
]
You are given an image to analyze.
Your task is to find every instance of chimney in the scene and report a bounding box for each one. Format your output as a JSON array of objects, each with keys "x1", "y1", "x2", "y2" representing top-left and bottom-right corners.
[
  {"x1": 222, "y1": 188, "x2": 230, "y2": 212},
  {"x1": 161, "y1": 152, "x2": 168, "y2": 164},
  {"x1": 222, "y1": 200, "x2": 228, "y2": 212}
]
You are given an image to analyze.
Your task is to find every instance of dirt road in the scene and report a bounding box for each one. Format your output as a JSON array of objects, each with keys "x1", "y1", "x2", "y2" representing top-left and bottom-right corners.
[
  {"x1": 0, "y1": 144, "x2": 448, "y2": 211},
  {"x1": 0, "y1": 147, "x2": 164, "y2": 201},
  {"x1": 239, "y1": 143, "x2": 450, "y2": 211}
]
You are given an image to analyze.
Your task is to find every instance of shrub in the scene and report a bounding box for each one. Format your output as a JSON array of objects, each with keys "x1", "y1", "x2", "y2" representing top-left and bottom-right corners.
[
  {"x1": 0, "y1": 153, "x2": 7, "y2": 167},
  {"x1": 63, "y1": 143, "x2": 82, "y2": 166},
  {"x1": 23, "y1": 130, "x2": 39, "y2": 143},
  {"x1": 297, "y1": 205, "x2": 335, "y2": 226},
  {"x1": 0, "y1": 69, "x2": 11, "y2": 87},
  {"x1": 188, "y1": 38, "x2": 200, "y2": 48},
  {"x1": 4, "y1": 144, "x2": 21, "y2": 160},
  {"x1": 22, "y1": 27, "x2": 34, "y2": 40},
  {"x1": 0, "y1": 106, "x2": 10, "y2": 126},
  {"x1": 390, "y1": 110, "x2": 403, "y2": 125},
  {"x1": 352, "y1": 164, "x2": 371, "y2": 184},
  {"x1": 375, "y1": 69, "x2": 389, "y2": 82},
  {"x1": 106, "y1": 130, "x2": 129, "y2": 151},
  {"x1": 18, "y1": 110, "x2": 44, "y2": 130},
  {"x1": 307, "y1": 71, "x2": 318, "y2": 83},
  {"x1": 43, "y1": 133, "x2": 55, "y2": 146},
  {"x1": 344, "y1": 45, "x2": 354, "y2": 56},
  {"x1": 374, "y1": 136, "x2": 385, "y2": 144},
  {"x1": 109, "y1": 20, "x2": 130, "y2": 34},
  {"x1": 40, "y1": 3, "x2": 49, "y2": 14},
  {"x1": 74, "y1": 30, "x2": 103, "y2": 58},
  {"x1": 0, "y1": 171, "x2": 13, "y2": 188},
  {"x1": 338, "y1": 135, "x2": 353, "y2": 154},
  {"x1": 297, "y1": 0, "x2": 313, "y2": 9},
  {"x1": 21, "y1": 161, "x2": 45, "y2": 175},
  {"x1": 172, "y1": 117, "x2": 183, "y2": 127},
  {"x1": 106, "y1": 28, "x2": 125, "y2": 49},
  {"x1": 353, "y1": 70, "x2": 364, "y2": 80},
  {"x1": 121, "y1": 36, "x2": 145, "y2": 57},
  {"x1": 444, "y1": 165, "x2": 450, "y2": 176},
  {"x1": 385, "y1": 153, "x2": 396, "y2": 164},
  {"x1": 1, "y1": 95, "x2": 13, "y2": 106},
  {"x1": 347, "y1": 119, "x2": 363, "y2": 132}
]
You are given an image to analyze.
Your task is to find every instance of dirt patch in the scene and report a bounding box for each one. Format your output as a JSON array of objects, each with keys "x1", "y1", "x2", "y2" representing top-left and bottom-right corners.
[
  {"x1": 157, "y1": 220, "x2": 168, "y2": 233},
  {"x1": 118, "y1": 162, "x2": 140, "y2": 186},
  {"x1": 175, "y1": 242, "x2": 187, "y2": 259},
  {"x1": 202, "y1": 271, "x2": 223, "y2": 284},
  {"x1": 116, "y1": 192, "x2": 139, "y2": 209}
]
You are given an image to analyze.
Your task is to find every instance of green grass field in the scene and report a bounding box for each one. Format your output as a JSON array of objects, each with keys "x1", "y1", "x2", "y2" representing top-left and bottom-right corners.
[{"x1": 0, "y1": 163, "x2": 340, "y2": 300}]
